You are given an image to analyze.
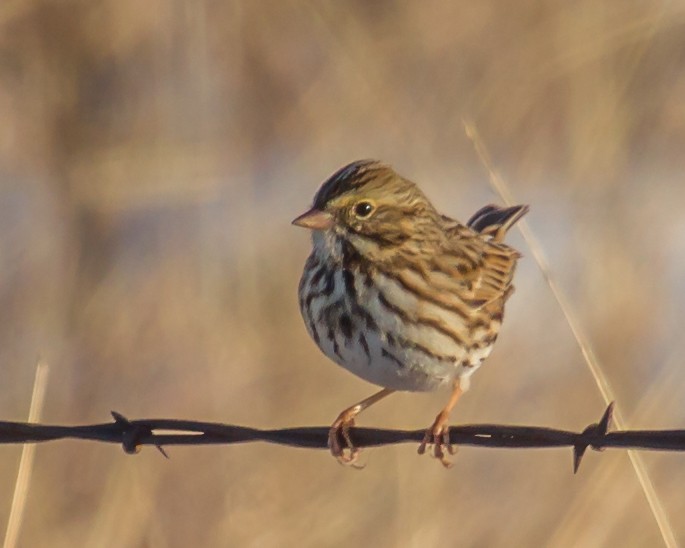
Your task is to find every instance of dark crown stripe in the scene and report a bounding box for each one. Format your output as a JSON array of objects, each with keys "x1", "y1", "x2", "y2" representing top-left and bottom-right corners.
[{"x1": 313, "y1": 159, "x2": 385, "y2": 207}]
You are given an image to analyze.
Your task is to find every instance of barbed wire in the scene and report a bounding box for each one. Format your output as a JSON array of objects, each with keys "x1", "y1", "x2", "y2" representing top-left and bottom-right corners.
[{"x1": 1, "y1": 403, "x2": 684, "y2": 472}]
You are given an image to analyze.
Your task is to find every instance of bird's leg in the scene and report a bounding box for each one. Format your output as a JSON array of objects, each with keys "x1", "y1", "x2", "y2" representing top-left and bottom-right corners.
[
  {"x1": 418, "y1": 380, "x2": 465, "y2": 468},
  {"x1": 329, "y1": 388, "x2": 395, "y2": 465}
]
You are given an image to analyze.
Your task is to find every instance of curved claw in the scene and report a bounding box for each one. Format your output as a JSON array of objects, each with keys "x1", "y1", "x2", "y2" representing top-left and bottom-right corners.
[
  {"x1": 326, "y1": 389, "x2": 395, "y2": 467},
  {"x1": 418, "y1": 423, "x2": 457, "y2": 468},
  {"x1": 417, "y1": 382, "x2": 464, "y2": 468},
  {"x1": 328, "y1": 416, "x2": 364, "y2": 468}
]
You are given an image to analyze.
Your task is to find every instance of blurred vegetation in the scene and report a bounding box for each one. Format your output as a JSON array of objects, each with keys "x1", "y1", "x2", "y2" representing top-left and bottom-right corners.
[{"x1": 1, "y1": 1, "x2": 684, "y2": 546}]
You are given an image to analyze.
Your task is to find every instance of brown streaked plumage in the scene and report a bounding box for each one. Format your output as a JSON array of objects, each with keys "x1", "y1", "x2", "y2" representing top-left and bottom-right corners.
[{"x1": 293, "y1": 159, "x2": 527, "y2": 466}]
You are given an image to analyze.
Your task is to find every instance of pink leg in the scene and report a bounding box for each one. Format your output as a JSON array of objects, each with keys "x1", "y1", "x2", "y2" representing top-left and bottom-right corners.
[
  {"x1": 329, "y1": 388, "x2": 395, "y2": 465},
  {"x1": 417, "y1": 381, "x2": 465, "y2": 468}
]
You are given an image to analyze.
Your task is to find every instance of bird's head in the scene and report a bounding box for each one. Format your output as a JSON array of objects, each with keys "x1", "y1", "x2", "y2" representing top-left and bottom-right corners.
[{"x1": 293, "y1": 160, "x2": 440, "y2": 255}]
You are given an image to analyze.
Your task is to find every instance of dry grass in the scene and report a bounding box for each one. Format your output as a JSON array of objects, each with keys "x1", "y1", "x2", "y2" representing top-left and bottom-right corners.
[
  {"x1": 1, "y1": 2, "x2": 685, "y2": 546},
  {"x1": 464, "y1": 119, "x2": 677, "y2": 547},
  {"x1": 3, "y1": 360, "x2": 49, "y2": 548}
]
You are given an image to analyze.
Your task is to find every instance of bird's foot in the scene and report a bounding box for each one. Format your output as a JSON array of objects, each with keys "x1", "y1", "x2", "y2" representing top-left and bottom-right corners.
[
  {"x1": 328, "y1": 410, "x2": 363, "y2": 468},
  {"x1": 418, "y1": 414, "x2": 457, "y2": 468}
]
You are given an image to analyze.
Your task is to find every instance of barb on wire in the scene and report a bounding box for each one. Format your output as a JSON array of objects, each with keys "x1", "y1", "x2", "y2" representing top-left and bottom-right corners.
[
  {"x1": 1, "y1": 403, "x2": 685, "y2": 472},
  {"x1": 462, "y1": 118, "x2": 677, "y2": 548}
]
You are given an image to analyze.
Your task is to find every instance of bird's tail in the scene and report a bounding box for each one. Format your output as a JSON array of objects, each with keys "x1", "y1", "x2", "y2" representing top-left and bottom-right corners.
[{"x1": 467, "y1": 204, "x2": 529, "y2": 242}]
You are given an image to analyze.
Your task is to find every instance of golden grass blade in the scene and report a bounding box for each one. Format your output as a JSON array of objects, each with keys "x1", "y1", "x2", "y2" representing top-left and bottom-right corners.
[
  {"x1": 463, "y1": 120, "x2": 678, "y2": 548},
  {"x1": 3, "y1": 360, "x2": 50, "y2": 548}
]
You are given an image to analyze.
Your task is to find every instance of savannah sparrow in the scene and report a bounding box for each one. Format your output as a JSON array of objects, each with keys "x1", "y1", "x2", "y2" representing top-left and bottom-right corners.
[{"x1": 293, "y1": 160, "x2": 527, "y2": 466}]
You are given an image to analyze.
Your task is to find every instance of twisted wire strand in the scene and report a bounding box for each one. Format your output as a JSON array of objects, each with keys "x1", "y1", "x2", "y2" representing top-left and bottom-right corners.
[{"x1": 1, "y1": 403, "x2": 685, "y2": 473}]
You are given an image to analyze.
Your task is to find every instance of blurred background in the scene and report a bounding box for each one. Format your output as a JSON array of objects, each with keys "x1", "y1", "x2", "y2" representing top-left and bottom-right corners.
[{"x1": 1, "y1": 1, "x2": 684, "y2": 546}]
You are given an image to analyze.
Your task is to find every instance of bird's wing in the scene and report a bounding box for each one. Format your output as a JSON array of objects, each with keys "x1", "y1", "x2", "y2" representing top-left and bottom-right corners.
[{"x1": 432, "y1": 223, "x2": 521, "y2": 307}]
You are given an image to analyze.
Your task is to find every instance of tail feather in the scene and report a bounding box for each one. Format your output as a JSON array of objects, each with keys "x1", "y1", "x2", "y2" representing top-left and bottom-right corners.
[{"x1": 467, "y1": 204, "x2": 528, "y2": 242}]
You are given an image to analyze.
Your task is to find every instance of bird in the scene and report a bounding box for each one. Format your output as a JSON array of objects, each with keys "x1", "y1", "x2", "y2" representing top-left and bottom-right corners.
[{"x1": 292, "y1": 159, "x2": 527, "y2": 466}]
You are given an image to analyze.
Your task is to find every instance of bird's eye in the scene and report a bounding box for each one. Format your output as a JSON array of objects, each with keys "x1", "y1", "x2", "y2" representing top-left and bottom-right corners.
[{"x1": 354, "y1": 201, "x2": 375, "y2": 218}]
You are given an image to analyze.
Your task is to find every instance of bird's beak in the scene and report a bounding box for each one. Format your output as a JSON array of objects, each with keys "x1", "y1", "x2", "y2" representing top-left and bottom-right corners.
[{"x1": 292, "y1": 207, "x2": 334, "y2": 230}]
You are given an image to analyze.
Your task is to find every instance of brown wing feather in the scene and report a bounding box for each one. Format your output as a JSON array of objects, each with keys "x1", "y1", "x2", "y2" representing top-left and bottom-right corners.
[{"x1": 436, "y1": 207, "x2": 526, "y2": 307}]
